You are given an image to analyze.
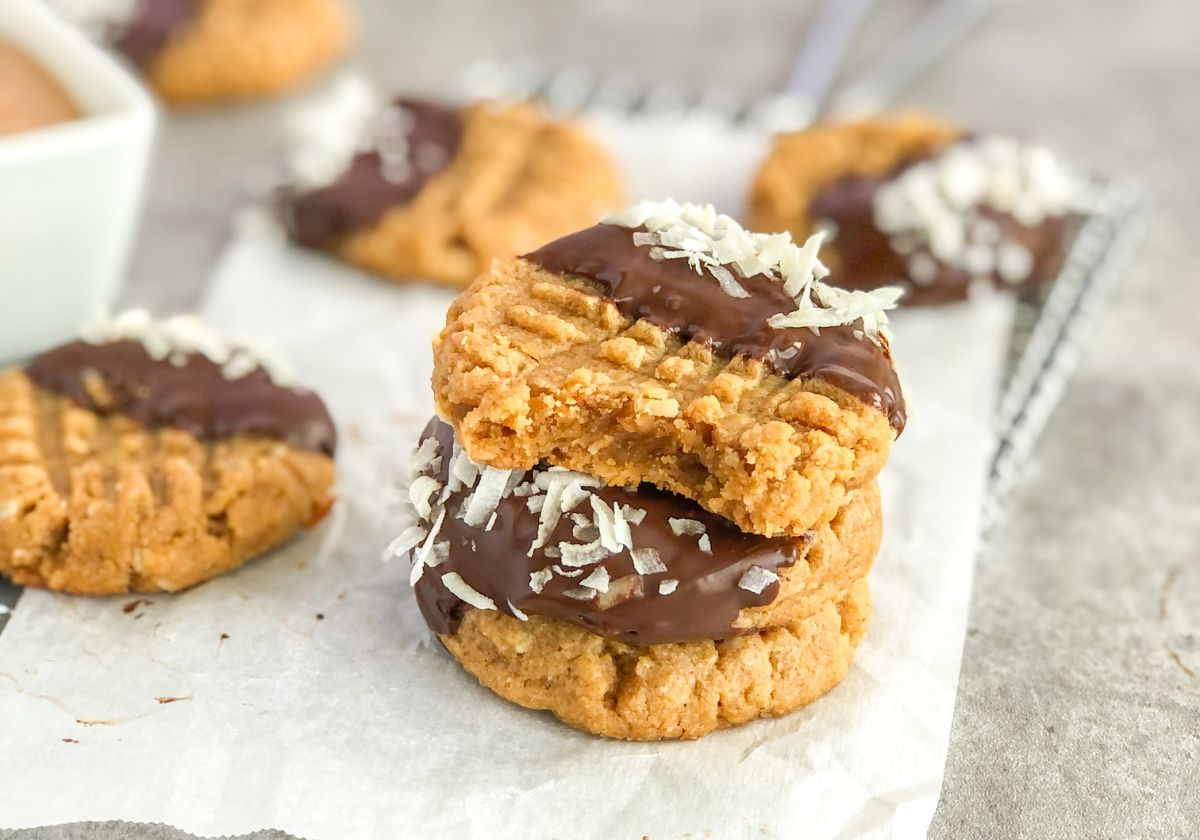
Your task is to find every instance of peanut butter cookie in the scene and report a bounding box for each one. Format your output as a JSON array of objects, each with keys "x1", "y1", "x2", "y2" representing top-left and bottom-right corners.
[
  {"x1": 432, "y1": 200, "x2": 905, "y2": 538},
  {"x1": 51, "y1": 0, "x2": 351, "y2": 105},
  {"x1": 443, "y1": 581, "x2": 869, "y2": 741},
  {"x1": 395, "y1": 419, "x2": 874, "y2": 740},
  {"x1": 748, "y1": 116, "x2": 1089, "y2": 305},
  {"x1": 280, "y1": 92, "x2": 623, "y2": 287},
  {"x1": 0, "y1": 311, "x2": 337, "y2": 595}
]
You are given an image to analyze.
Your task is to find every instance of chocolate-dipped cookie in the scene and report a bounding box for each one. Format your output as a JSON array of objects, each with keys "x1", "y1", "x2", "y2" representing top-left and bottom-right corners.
[
  {"x1": 432, "y1": 200, "x2": 905, "y2": 538},
  {"x1": 0, "y1": 311, "x2": 336, "y2": 594},
  {"x1": 748, "y1": 116, "x2": 1090, "y2": 305},
  {"x1": 279, "y1": 84, "x2": 623, "y2": 287},
  {"x1": 50, "y1": 0, "x2": 351, "y2": 105},
  {"x1": 395, "y1": 419, "x2": 878, "y2": 740}
]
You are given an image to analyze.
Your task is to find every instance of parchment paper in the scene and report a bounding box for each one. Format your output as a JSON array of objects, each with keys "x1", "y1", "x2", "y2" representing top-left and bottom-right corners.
[{"x1": 0, "y1": 116, "x2": 1013, "y2": 839}]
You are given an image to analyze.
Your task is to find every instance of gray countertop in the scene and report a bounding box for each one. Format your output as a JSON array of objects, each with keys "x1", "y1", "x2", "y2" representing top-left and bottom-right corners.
[{"x1": 3, "y1": 0, "x2": 1198, "y2": 837}]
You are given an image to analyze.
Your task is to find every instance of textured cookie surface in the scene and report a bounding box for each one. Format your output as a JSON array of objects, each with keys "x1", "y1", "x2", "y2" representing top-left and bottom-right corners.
[
  {"x1": 328, "y1": 102, "x2": 623, "y2": 286},
  {"x1": 432, "y1": 256, "x2": 897, "y2": 537},
  {"x1": 0, "y1": 371, "x2": 335, "y2": 594},
  {"x1": 146, "y1": 0, "x2": 351, "y2": 104},
  {"x1": 441, "y1": 579, "x2": 870, "y2": 740}
]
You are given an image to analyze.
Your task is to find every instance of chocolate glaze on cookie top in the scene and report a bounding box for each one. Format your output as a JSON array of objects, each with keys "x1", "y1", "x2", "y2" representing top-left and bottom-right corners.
[
  {"x1": 404, "y1": 420, "x2": 805, "y2": 646},
  {"x1": 110, "y1": 0, "x2": 199, "y2": 69},
  {"x1": 525, "y1": 201, "x2": 907, "y2": 431},
  {"x1": 810, "y1": 137, "x2": 1082, "y2": 306},
  {"x1": 283, "y1": 98, "x2": 464, "y2": 250},
  {"x1": 25, "y1": 313, "x2": 336, "y2": 455}
]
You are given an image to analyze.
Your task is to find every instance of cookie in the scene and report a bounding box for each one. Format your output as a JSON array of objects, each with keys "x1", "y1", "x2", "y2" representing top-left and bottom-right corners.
[
  {"x1": 443, "y1": 580, "x2": 869, "y2": 741},
  {"x1": 0, "y1": 311, "x2": 337, "y2": 595},
  {"x1": 51, "y1": 0, "x2": 351, "y2": 105},
  {"x1": 280, "y1": 89, "x2": 623, "y2": 287},
  {"x1": 398, "y1": 419, "x2": 875, "y2": 740},
  {"x1": 748, "y1": 116, "x2": 1089, "y2": 305},
  {"x1": 431, "y1": 200, "x2": 905, "y2": 538}
]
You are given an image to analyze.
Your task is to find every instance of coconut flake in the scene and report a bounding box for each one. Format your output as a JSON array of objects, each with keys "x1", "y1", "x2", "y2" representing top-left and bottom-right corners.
[
  {"x1": 590, "y1": 495, "x2": 623, "y2": 553},
  {"x1": 557, "y1": 539, "x2": 611, "y2": 568},
  {"x1": 697, "y1": 534, "x2": 712, "y2": 555},
  {"x1": 508, "y1": 601, "x2": 529, "y2": 621},
  {"x1": 408, "y1": 475, "x2": 441, "y2": 519},
  {"x1": 738, "y1": 565, "x2": 779, "y2": 595},
  {"x1": 461, "y1": 466, "x2": 513, "y2": 527},
  {"x1": 440, "y1": 572, "x2": 496, "y2": 611},
  {"x1": 631, "y1": 547, "x2": 667, "y2": 575},
  {"x1": 562, "y1": 587, "x2": 595, "y2": 601},
  {"x1": 579, "y1": 566, "x2": 610, "y2": 593},
  {"x1": 603, "y1": 200, "x2": 897, "y2": 342},
  {"x1": 79, "y1": 310, "x2": 296, "y2": 385},
  {"x1": 529, "y1": 568, "x2": 554, "y2": 594},
  {"x1": 620, "y1": 505, "x2": 647, "y2": 525},
  {"x1": 409, "y1": 507, "x2": 447, "y2": 586},
  {"x1": 596, "y1": 575, "x2": 644, "y2": 609},
  {"x1": 383, "y1": 524, "x2": 426, "y2": 561},
  {"x1": 669, "y1": 517, "x2": 706, "y2": 537},
  {"x1": 552, "y1": 565, "x2": 583, "y2": 578},
  {"x1": 409, "y1": 436, "x2": 442, "y2": 475},
  {"x1": 658, "y1": 579, "x2": 679, "y2": 595}
]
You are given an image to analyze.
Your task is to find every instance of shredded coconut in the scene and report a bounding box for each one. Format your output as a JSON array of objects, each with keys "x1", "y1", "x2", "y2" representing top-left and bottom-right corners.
[
  {"x1": 383, "y1": 524, "x2": 426, "y2": 561},
  {"x1": 285, "y1": 74, "x2": 382, "y2": 190},
  {"x1": 697, "y1": 534, "x2": 712, "y2": 555},
  {"x1": 80, "y1": 309, "x2": 296, "y2": 385},
  {"x1": 738, "y1": 565, "x2": 780, "y2": 595},
  {"x1": 408, "y1": 475, "x2": 440, "y2": 520},
  {"x1": 606, "y1": 199, "x2": 900, "y2": 342},
  {"x1": 508, "y1": 601, "x2": 529, "y2": 621},
  {"x1": 529, "y1": 568, "x2": 553, "y2": 594},
  {"x1": 579, "y1": 566, "x2": 610, "y2": 593},
  {"x1": 658, "y1": 579, "x2": 679, "y2": 595},
  {"x1": 871, "y1": 137, "x2": 1088, "y2": 287},
  {"x1": 440, "y1": 572, "x2": 496, "y2": 611},
  {"x1": 668, "y1": 517, "x2": 706, "y2": 537},
  {"x1": 631, "y1": 547, "x2": 667, "y2": 575}
]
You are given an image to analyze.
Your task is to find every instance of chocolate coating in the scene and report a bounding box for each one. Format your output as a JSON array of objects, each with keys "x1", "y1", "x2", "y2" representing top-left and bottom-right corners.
[
  {"x1": 413, "y1": 420, "x2": 808, "y2": 646},
  {"x1": 524, "y1": 223, "x2": 906, "y2": 432},
  {"x1": 283, "y1": 99, "x2": 463, "y2": 250},
  {"x1": 111, "y1": 0, "x2": 199, "y2": 69},
  {"x1": 810, "y1": 157, "x2": 1074, "y2": 306},
  {"x1": 26, "y1": 340, "x2": 337, "y2": 455}
]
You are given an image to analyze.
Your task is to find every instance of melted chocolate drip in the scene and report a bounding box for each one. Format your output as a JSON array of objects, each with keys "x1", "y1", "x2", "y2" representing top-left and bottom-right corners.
[
  {"x1": 809, "y1": 155, "x2": 1073, "y2": 306},
  {"x1": 111, "y1": 0, "x2": 199, "y2": 69},
  {"x1": 524, "y1": 223, "x2": 906, "y2": 432},
  {"x1": 283, "y1": 99, "x2": 463, "y2": 250},
  {"x1": 412, "y1": 420, "x2": 808, "y2": 646},
  {"x1": 26, "y1": 340, "x2": 337, "y2": 455}
]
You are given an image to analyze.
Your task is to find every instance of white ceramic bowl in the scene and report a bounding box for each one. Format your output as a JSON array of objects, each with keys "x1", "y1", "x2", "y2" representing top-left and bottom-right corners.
[{"x1": 0, "y1": 0, "x2": 156, "y2": 363}]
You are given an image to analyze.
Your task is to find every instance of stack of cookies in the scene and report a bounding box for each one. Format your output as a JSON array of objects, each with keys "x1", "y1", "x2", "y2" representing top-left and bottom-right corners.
[{"x1": 396, "y1": 200, "x2": 907, "y2": 741}]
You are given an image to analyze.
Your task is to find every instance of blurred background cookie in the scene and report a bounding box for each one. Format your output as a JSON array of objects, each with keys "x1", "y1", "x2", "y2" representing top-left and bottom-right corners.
[
  {"x1": 279, "y1": 78, "x2": 623, "y2": 287},
  {"x1": 747, "y1": 116, "x2": 1092, "y2": 305},
  {"x1": 0, "y1": 310, "x2": 336, "y2": 595},
  {"x1": 48, "y1": 0, "x2": 352, "y2": 105}
]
